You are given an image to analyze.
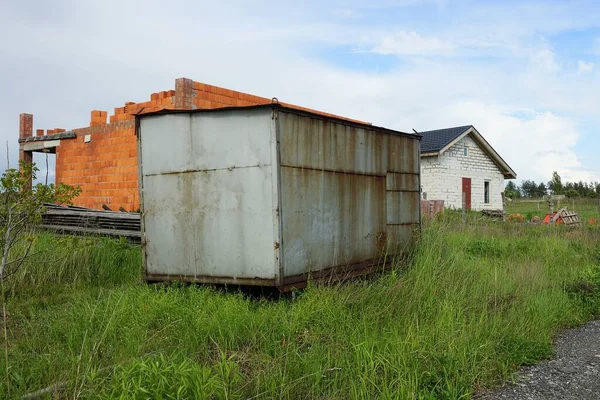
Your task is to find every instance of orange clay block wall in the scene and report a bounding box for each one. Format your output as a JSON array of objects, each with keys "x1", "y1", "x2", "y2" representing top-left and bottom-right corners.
[
  {"x1": 54, "y1": 89, "x2": 177, "y2": 211},
  {"x1": 51, "y1": 77, "x2": 363, "y2": 211}
]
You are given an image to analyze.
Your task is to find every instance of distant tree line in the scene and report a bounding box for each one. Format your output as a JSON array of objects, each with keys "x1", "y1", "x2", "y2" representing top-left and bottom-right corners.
[{"x1": 504, "y1": 171, "x2": 600, "y2": 199}]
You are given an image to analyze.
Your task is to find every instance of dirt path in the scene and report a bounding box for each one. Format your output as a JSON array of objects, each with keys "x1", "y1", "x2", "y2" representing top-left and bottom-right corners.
[{"x1": 476, "y1": 320, "x2": 600, "y2": 400}]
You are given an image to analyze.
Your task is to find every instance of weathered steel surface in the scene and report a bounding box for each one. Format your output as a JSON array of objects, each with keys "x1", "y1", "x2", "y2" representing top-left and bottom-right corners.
[
  {"x1": 386, "y1": 192, "x2": 420, "y2": 225},
  {"x1": 385, "y1": 224, "x2": 418, "y2": 254},
  {"x1": 388, "y1": 135, "x2": 419, "y2": 173},
  {"x1": 279, "y1": 113, "x2": 387, "y2": 176},
  {"x1": 277, "y1": 111, "x2": 420, "y2": 279},
  {"x1": 138, "y1": 106, "x2": 421, "y2": 289},
  {"x1": 279, "y1": 166, "x2": 386, "y2": 276},
  {"x1": 386, "y1": 172, "x2": 419, "y2": 192},
  {"x1": 140, "y1": 109, "x2": 277, "y2": 280}
]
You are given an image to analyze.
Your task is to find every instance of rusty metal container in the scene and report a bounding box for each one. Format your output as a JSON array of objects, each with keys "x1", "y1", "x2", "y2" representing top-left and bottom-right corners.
[{"x1": 137, "y1": 104, "x2": 421, "y2": 291}]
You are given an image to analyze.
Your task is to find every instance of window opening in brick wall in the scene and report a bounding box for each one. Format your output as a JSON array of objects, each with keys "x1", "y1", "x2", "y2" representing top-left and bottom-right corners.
[
  {"x1": 484, "y1": 181, "x2": 490, "y2": 204},
  {"x1": 464, "y1": 145, "x2": 468, "y2": 156},
  {"x1": 33, "y1": 152, "x2": 56, "y2": 185}
]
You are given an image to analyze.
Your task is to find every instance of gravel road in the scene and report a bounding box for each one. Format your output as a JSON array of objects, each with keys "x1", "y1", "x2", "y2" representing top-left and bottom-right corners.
[{"x1": 475, "y1": 320, "x2": 600, "y2": 400}]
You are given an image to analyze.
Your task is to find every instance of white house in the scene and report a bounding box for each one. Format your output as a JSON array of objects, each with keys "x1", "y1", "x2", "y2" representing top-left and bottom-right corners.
[{"x1": 419, "y1": 125, "x2": 516, "y2": 211}]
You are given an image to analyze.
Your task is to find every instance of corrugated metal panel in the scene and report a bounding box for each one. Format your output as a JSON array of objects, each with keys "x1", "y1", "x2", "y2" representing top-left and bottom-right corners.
[
  {"x1": 138, "y1": 106, "x2": 421, "y2": 290},
  {"x1": 386, "y1": 225, "x2": 418, "y2": 253},
  {"x1": 279, "y1": 167, "x2": 386, "y2": 276},
  {"x1": 140, "y1": 112, "x2": 273, "y2": 177},
  {"x1": 386, "y1": 173, "x2": 419, "y2": 192},
  {"x1": 277, "y1": 111, "x2": 418, "y2": 278},
  {"x1": 279, "y1": 113, "x2": 387, "y2": 176},
  {"x1": 386, "y1": 192, "x2": 420, "y2": 225},
  {"x1": 388, "y1": 135, "x2": 419, "y2": 173},
  {"x1": 140, "y1": 110, "x2": 277, "y2": 280}
]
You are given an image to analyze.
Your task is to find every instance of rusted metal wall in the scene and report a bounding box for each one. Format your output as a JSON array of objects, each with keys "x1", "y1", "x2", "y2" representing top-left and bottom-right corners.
[
  {"x1": 278, "y1": 111, "x2": 420, "y2": 280},
  {"x1": 138, "y1": 106, "x2": 421, "y2": 290},
  {"x1": 139, "y1": 109, "x2": 278, "y2": 283}
]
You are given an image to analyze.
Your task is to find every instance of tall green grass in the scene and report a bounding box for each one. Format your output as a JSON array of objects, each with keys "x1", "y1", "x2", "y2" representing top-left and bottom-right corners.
[{"x1": 1, "y1": 221, "x2": 599, "y2": 399}]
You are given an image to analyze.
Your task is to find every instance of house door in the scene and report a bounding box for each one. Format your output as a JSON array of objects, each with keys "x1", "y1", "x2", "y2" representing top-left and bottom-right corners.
[{"x1": 462, "y1": 178, "x2": 471, "y2": 210}]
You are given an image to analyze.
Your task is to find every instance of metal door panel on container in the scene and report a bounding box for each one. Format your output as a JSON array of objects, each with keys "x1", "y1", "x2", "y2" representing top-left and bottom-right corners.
[
  {"x1": 143, "y1": 166, "x2": 275, "y2": 279},
  {"x1": 280, "y1": 167, "x2": 386, "y2": 276}
]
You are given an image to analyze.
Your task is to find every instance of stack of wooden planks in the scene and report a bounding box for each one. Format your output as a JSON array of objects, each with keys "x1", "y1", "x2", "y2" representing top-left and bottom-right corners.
[
  {"x1": 481, "y1": 209, "x2": 505, "y2": 219},
  {"x1": 41, "y1": 203, "x2": 141, "y2": 241}
]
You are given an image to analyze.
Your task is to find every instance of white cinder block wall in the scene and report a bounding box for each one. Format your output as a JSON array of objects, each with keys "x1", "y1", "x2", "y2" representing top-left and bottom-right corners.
[{"x1": 420, "y1": 135, "x2": 505, "y2": 211}]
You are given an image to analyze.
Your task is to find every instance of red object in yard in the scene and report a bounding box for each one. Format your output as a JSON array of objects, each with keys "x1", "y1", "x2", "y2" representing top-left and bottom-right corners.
[
  {"x1": 589, "y1": 217, "x2": 597, "y2": 225},
  {"x1": 542, "y1": 208, "x2": 581, "y2": 225},
  {"x1": 542, "y1": 213, "x2": 562, "y2": 224}
]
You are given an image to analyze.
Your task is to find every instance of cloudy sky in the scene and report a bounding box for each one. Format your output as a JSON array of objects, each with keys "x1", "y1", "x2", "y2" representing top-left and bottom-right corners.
[{"x1": 1, "y1": 0, "x2": 599, "y2": 185}]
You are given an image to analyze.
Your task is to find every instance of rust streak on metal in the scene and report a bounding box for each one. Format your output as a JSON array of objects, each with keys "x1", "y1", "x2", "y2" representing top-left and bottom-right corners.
[
  {"x1": 282, "y1": 258, "x2": 397, "y2": 289},
  {"x1": 280, "y1": 164, "x2": 386, "y2": 178},
  {"x1": 386, "y1": 222, "x2": 420, "y2": 226},
  {"x1": 145, "y1": 273, "x2": 276, "y2": 287},
  {"x1": 144, "y1": 164, "x2": 262, "y2": 177}
]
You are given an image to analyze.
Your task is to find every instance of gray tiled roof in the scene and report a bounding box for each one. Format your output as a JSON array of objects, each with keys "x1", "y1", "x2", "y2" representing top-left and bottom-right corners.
[{"x1": 419, "y1": 125, "x2": 472, "y2": 153}]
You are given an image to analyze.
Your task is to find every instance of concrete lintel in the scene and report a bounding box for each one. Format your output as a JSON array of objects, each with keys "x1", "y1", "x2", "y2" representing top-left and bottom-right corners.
[
  {"x1": 21, "y1": 140, "x2": 61, "y2": 152},
  {"x1": 18, "y1": 131, "x2": 76, "y2": 143}
]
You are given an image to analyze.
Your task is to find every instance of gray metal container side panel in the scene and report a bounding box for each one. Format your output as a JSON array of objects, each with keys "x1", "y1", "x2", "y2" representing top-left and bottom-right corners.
[
  {"x1": 137, "y1": 117, "x2": 148, "y2": 277},
  {"x1": 278, "y1": 112, "x2": 387, "y2": 277},
  {"x1": 271, "y1": 112, "x2": 284, "y2": 285},
  {"x1": 385, "y1": 136, "x2": 421, "y2": 250},
  {"x1": 279, "y1": 112, "x2": 387, "y2": 176},
  {"x1": 139, "y1": 110, "x2": 276, "y2": 280}
]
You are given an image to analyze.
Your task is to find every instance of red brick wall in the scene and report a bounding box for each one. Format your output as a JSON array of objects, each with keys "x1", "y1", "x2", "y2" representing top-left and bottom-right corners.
[
  {"x1": 43, "y1": 77, "x2": 366, "y2": 211},
  {"x1": 54, "y1": 90, "x2": 178, "y2": 211},
  {"x1": 56, "y1": 120, "x2": 139, "y2": 211}
]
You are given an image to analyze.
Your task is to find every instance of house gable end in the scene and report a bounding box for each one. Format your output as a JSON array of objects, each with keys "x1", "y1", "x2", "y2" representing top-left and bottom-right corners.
[{"x1": 440, "y1": 127, "x2": 516, "y2": 179}]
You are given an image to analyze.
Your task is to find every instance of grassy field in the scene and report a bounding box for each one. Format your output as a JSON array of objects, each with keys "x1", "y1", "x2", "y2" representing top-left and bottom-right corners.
[
  {"x1": 1, "y1": 217, "x2": 599, "y2": 399},
  {"x1": 506, "y1": 197, "x2": 600, "y2": 222}
]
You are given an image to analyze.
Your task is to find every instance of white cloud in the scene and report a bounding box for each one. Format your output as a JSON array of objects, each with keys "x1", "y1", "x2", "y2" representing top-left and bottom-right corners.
[
  {"x1": 577, "y1": 60, "x2": 594, "y2": 73},
  {"x1": 331, "y1": 8, "x2": 359, "y2": 19},
  {"x1": 370, "y1": 31, "x2": 454, "y2": 56},
  {"x1": 531, "y1": 48, "x2": 561, "y2": 73},
  {"x1": 0, "y1": 0, "x2": 599, "y2": 186}
]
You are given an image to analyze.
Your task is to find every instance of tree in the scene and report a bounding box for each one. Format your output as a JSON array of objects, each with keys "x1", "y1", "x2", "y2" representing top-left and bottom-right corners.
[
  {"x1": 504, "y1": 181, "x2": 521, "y2": 199},
  {"x1": 565, "y1": 188, "x2": 579, "y2": 198},
  {"x1": 520, "y1": 180, "x2": 538, "y2": 198},
  {"x1": 536, "y1": 182, "x2": 547, "y2": 197},
  {"x1": 0, "y1": 162, "x2": 80, "y2": 280},
  {"x1": 548, "y1": 171, "x2": 563, "y2": 195}
]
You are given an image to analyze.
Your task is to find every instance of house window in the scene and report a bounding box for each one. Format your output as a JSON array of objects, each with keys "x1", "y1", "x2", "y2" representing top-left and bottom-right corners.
[
  {"x1": 484, "y1": 181, "x2": 490, "y2": 204},
  {"x1": 464, "y1": 146, "x2": 468, "y2": 156}
]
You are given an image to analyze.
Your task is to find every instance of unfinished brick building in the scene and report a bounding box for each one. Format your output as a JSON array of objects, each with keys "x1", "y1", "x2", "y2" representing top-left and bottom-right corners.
[{"x1": 18, "y1": 77, "x2": 365, "y2": 211}]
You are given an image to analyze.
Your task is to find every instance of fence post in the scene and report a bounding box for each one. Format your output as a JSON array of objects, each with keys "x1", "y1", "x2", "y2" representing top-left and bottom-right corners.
[
  {"x1": 462, "y1": 192, "x2": 467, "y2": 224},
  {"x1": 547, "y1": 196, "x2": 554, "y2": 225},
  {"x1": 501, "y1": 192, "x2": 507, "y2": 222}
]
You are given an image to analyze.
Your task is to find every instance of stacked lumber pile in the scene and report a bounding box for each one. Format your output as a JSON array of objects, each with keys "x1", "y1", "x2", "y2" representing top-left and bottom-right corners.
[
  {"x1": 41, "y1": 203, "x2": 141, "y2": 241},
  {"x1": 481, "y1": 209, "x2": 505, "y2": 219}
]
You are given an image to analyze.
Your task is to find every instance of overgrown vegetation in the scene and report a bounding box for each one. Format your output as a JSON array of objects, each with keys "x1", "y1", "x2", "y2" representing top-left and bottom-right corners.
[
  {"x1": 0, "y1": 162, "x2": 79, "y2": 280},
  {"x1": 0, "y1": 217, "x2": 598, "y2": 399}
]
